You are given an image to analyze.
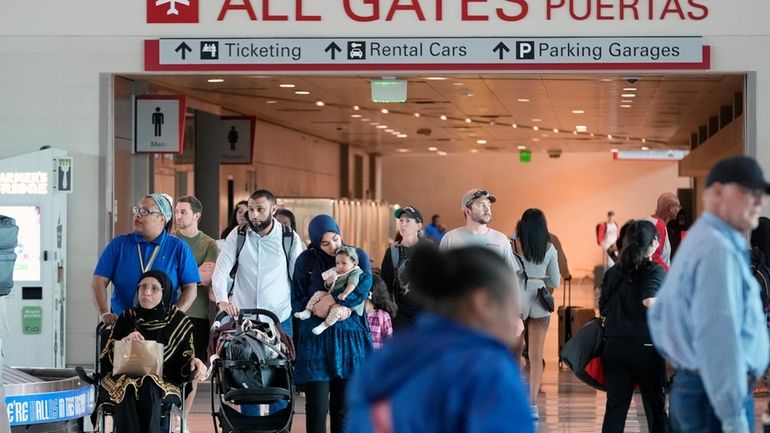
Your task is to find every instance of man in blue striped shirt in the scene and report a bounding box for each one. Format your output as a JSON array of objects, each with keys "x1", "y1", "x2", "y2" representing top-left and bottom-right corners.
[{"x1": 649, "y1": 156, "x2": 770, "y2": 433}]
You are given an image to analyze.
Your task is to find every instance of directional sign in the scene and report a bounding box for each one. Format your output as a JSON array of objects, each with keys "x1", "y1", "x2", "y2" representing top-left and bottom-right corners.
[{"x1": 145, "y1": 37, "x2": 709, "y2": 71}]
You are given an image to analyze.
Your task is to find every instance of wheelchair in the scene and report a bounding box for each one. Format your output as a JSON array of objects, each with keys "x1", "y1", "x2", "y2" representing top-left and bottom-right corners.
[{"x1": 77, "y1": 322, "x2": 189, "y2": 433}]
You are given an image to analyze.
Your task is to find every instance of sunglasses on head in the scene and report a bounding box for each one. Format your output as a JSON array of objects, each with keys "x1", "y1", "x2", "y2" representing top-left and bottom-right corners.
[{"x1": 465, "y1": 190, "x2": 489, "y2": 208}]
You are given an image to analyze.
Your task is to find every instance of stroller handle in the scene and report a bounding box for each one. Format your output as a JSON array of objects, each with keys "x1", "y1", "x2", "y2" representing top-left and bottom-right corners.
[{"x1": 213, "y1": 308, "x2": 281, "y2": 326}]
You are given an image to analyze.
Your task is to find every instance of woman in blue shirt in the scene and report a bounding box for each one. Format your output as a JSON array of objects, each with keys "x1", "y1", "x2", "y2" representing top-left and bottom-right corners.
[
  {"x1": 345, "y1": 244, "x2": 534, "y2": 433},
  {"x1": 291, "y1": 215, "x2": 373, "y2": 433}
]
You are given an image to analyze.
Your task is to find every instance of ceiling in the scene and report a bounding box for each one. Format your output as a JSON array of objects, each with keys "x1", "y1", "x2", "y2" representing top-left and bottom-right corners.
[{"x1": 127, "y1": 73, "x2": 744, "y2": 156}]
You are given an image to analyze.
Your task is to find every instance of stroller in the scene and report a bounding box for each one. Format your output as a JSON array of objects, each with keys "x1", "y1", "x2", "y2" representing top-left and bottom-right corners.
[{"x1": 209, "y1": 308, "x2": 295, "y2": 433}]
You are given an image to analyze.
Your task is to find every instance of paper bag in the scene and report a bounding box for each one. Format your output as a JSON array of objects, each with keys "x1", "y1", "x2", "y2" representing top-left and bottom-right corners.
[
  {"x1": 113, "y1": 339, "x2": 164, "y2": 377},
  {"x1": 312, "y1": 293, "x2": 337, "y2": 319}
]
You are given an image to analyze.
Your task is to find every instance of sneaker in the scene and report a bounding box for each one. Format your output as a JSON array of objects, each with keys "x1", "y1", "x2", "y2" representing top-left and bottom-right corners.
[
  {"x1": 531, "y1": 405, "x2": 539, "y2": 420},
  {"x1": 294, "y1": 310, "x2": 311, "y2": 320}
]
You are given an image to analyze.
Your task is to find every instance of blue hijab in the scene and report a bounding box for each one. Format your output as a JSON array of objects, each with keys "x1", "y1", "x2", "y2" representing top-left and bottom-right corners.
[{"x1": 308, "y1": 214, "x2": 340, "y2": 248}]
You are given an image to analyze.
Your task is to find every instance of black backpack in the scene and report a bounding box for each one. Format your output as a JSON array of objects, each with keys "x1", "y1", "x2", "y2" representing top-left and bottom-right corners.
[
  {"x1": 751, "y1": 247, "x2": 770, "y2": 310},
  {"x1": 0, "y1": 215, "x2": 19, "y2": 296}
]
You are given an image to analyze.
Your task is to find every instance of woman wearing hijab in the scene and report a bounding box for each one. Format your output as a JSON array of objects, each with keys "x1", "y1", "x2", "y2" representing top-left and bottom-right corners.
[
  {"x1": 99, "y1": 270, "x2": 206, "y2": 433},
  {"x1": 345, "y1": 245, "x2": 533, "y2": 433},
  {"x1": 291, "y1": 214, "x2": 373, "y2": 433}
]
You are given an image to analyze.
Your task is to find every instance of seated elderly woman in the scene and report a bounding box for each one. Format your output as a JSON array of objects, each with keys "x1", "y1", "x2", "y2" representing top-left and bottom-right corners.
[{"x1": 99, "y1": 270, "x2": 206, "y2": 433}]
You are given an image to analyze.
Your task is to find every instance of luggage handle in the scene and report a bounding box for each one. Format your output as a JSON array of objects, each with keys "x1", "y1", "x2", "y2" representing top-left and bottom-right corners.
[{"x1": 562, "y1": 277, "x2": 571, "y2": 307}]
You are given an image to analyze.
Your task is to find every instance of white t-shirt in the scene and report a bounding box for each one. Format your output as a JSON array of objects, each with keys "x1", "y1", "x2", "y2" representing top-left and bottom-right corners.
[{"x1": 440, "y1": 226, "x2": 520, "y2": 272}]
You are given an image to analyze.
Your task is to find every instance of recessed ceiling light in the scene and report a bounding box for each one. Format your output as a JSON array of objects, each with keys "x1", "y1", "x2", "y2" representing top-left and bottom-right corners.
[
  {"x1": 601, "y1": 78, "x2": 613, "y2": 82},
  {"x1": 385, "y1": 129, "x2": 394, "y2": 133},
  {"x1": 576, "y1": 125, "x2": 588, "y2": 132},
  {"x1": 607, "y1": 134, "x2": 613, "y2": 139},
  {"x1": 532, "y1": 126, "x2": 539, "y2": 131},
  {"x1": 465, "y1": 118, "x2": 472, "y2": 123},
  {"x1": 641, "y1": 146, "x2": 650, "y2": 151},
  {"x1": 428, "y1": 147, "x2": 438, "y2": 151},
  {"x1": 620, "y1": 104, "x2": 632, "y2": 108},
  {"x1": 512, "y1": 124, "x2": 518, "y2": 128},
  {"x1": 642, "y1": 138, "x2": 647, "y2": 143},
  {"x1": 553, "y1": 128, "x2": 559, "y2": 133},
  {"x1": 396, "y1": 148, "x2": 410, "y2": 153},
  {"x1": 610, "y1": 148, "x2": 619, "y2": 153},
  {"x1": 476, "y1": 139, "x2": 487, "y2": 145},
  {"x1": 279, "y1": 84, "x2": 295, "y2": 88},
  {"x1": 517, "y1": 145, "x2": 527, "y2": 150},
  {"x1": 295, "y1": 90, "x2": 310, "y2": 95},
  {"x1": 532, "y1": 118, "x2": 542, "y2": 122},
  {"x1": 517, "y1": 98, "x2": 530, "y2": 102},
  {"x1": 381, "y1": 108, "x2": 389, "y2": 114},
  {"x1": 266, "y1": 100, "x2": 278, "y2": 104},
  {"x1": 437, "y1": 151, "x2": 448, "y2": 156},
  {"x1": 414, "y1": 113, "x2": 420, "y2": 117},
  {"x1": 440, "y1": 115, "x2": 448, "y2": 121},
  {"x1": 621, "y1": 93, "x2": 636, "y2": 98},
  {"x1": 369, "y1": 122, "x2": 379, "y2": 126},
  {"x1": 315, "y1": 101, "x2": 325, "y2": 106},
  {"x1": 470, "y1": 149, "x2": 479, "y2": 153},
  {"x1": 425, "y1": 77, "x2": 448, "y2": 81},
  {"x1": 532, "y1": 138, "x2": 540, "y2": 142},
  {"x1": 623, "y1": 87, "x2": 637, "y2": 91},
  {"x1": 353, "y1": 105, "x2": 360, "y2": 111},
  {"x1": 351, "y1": 114, "x2": 362, "y2": 118},
  {"x1": 452, "y1": 82, "x2": 464, "y2": 86},
  {"x1": 542, "y1": 133, "x2": 550, "y2": 138},
  {"x1": 621, "y1": 100, "x2": 633, "y2": 103},
  {"x1": 361, "y1": 118, "x2": 370, "y2": 122},
  {"x1": 397, "y1": 134, "x2": 408, "y2": 138},
  {"x1": 207, "y1": 78, "x2": 224, "y2": 83},
  {"x1": 572, "y1": 109, "x2": 584, "y2": 114},
  {"x1": 377, "y1": 125, "x2": 387, "y2": 129}
]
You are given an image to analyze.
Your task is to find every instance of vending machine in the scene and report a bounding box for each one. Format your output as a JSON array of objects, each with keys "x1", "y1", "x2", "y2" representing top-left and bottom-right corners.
[{"x1": 0, "y1": 148, "x2": 69, "y2": 368}]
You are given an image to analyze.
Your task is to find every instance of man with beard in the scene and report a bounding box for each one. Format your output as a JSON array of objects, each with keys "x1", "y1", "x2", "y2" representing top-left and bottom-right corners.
[
  {"x1": 440, "y1": 189, "x2": 519, "y2": 272},
  {"x1": 212, "y1": 189, "x2": 303, "y2": 335}
]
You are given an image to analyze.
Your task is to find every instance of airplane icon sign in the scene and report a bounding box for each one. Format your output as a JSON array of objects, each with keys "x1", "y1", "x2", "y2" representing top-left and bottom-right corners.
[{"x1": 155, "y1": 0, "x2": 190, "y2": 16}]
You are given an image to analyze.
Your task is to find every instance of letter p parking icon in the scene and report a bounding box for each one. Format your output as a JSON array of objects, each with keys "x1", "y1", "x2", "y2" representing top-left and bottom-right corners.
[{"x1": 516, "y1": 41, "x2": 535, "y2": 60}]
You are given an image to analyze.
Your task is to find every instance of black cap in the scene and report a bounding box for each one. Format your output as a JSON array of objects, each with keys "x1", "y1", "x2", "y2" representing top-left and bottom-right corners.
[
  {"x1": 394, "y1": 206, "x2": 423, "y2": 224},
  {"x1": 706, "y1": 156, "x2": 770, "y2": 194}
]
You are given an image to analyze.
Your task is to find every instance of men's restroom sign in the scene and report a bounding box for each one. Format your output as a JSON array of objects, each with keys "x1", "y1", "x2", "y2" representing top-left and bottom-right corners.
[
  {"x1": 54, "y1": 157, "x2": 73, "y2": 193},
  {"x1": 135, "y1": 95, "x2": 187, "y2": 153}
]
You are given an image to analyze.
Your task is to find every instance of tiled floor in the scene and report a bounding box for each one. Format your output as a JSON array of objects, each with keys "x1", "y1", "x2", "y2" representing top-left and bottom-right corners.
[{"x1": 172, "y1": 280, "x2": 770, "y2": 432}]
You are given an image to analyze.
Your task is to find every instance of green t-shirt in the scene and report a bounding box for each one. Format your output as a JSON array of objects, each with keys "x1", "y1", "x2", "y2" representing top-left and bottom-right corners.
[{"x1": 175, "y1": 231, "x2": 219, "y2": 319}]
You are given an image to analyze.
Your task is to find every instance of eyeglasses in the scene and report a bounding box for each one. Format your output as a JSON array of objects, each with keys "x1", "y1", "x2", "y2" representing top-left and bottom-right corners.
[
  {"x1": 137, "y1": 283, "x2": 163, "y2": 293},
  {"x1": 465, "y1": 190, "x2": 489, "y2": 208},
  {"x1": 132, "y1": 206, "x2": 163, "y2": 217}
]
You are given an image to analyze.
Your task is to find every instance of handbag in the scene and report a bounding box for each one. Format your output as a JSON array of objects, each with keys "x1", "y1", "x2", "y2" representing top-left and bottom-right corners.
[
  {"x1": 113, "y1": 339, "x2": 164, "y2": 377},
  {"x1": 536, "y1": 287, "x2": 555, "y2": 313},
  {"x1": 559, "y1": 317, "x2": 606, "y2": 391}
]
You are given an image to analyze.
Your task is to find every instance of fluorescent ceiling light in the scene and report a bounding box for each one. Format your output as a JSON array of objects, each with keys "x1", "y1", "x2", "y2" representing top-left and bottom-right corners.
[
  {"x1": 279, "y1": 84, "x2": 295, "y2": 88},
  {"x1": 572, "y1": 110, "x2": 584, "y2": 114},
  {"x1": 295, "y1": 90, "x2": 310, "y2": 95},
  {"x1": 517, "y1": 98, "x2": 530, "y2": 102},
  {"x1": 207, "y1": 78, "x2": 224, "y2": 83},
  {"x1": 476, "y1": 139, "x2": 487, "y2": 144},
  {"x1": 428, "y1": 147, "x2": 438, "y2": 151},
  {"x1": 576, "y1": 125, "x2": 588, "y2": 132}
]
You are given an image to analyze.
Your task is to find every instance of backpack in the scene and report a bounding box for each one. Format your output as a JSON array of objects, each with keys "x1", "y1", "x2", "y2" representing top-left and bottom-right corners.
[
  {"x1": 228, "y1": 222, "x2": 296, "y2": 297},
  {"x1": 0, "y1": 215, "x2": 19, "y2": 296},
  {"x1": 595, "y1": 223, "x2": 604, "y2": 246},
  {"x1": 221, "y1": 320, "x2": 289, "y2": 390},
  {"x1": 751, "y1": 247, "x2": 770, "y2": 311}
]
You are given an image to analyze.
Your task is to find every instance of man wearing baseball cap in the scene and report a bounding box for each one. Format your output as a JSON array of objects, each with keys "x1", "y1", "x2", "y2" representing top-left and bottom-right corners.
[
  {"x1": 649, "y1": 156, "x2": 770, "y2": 433},
  {"x1": 439, "y1": 188, "x2": 519, "y2": 273}
]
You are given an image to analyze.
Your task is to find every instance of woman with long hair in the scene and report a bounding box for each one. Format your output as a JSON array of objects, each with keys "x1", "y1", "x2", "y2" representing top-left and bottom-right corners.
[
  {"x1": 600, "y1": 220, "x2": 668, "y2": 433},
  {"x1": 345, "y1": 245, "x2": 533, "y2": 433},
  {"x1": 514, "y1": 208, "x2": 560, "y2": 418},
  {"x1": 220, "y1": 200, "x2": 248, "y2": 239}
]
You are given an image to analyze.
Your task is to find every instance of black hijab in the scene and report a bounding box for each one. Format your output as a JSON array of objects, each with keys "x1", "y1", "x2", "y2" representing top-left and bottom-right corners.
[{"x1": 134, "y1": 269, "x2": 174, "y2": 321}]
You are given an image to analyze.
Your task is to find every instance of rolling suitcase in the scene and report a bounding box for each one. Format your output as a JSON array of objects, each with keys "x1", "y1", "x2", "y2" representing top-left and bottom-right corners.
[{"x1": 558, "y1": 277, "x2": 595, "y2": 365}]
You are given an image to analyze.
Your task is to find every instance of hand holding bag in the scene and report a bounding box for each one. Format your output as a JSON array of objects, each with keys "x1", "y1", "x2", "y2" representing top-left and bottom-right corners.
[{"x1": 113, "y1": 339, "x2": 164, "y2": 377}]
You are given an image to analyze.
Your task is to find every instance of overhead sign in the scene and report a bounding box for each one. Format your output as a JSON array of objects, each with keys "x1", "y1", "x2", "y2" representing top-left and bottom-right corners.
[
  {"x1": 614, "y1": 150, "x2": 688, "y2": 161},
  {"x1": 134, "y1": 95, "x2": 187, "y2": 153},
  {"x1": 145, "y1": 36, "x2": 708, "y2": 71},
  {"x1": 196, "y1": 115, "x2": 255, "y2": 164}
]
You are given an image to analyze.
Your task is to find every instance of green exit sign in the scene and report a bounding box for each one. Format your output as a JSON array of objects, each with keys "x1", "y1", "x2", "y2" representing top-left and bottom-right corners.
[
  {"x1": 520, "y1": 150, "x2": 532, "y2": 163},
  {"x1": 371, "y1": 80, "x2": 407, "y2": 103}
]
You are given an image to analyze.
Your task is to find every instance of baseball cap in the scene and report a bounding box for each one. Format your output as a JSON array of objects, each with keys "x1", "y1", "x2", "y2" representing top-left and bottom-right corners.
[
  {"x1": 461, "y1": 189, "x2": 496, "y2": 210},
  {"x1": 706, "y1": 156, "x2": 770, "y2": 194},
  {"x1": 394, "y1": 206, "x2": 423, "y2": 224}
]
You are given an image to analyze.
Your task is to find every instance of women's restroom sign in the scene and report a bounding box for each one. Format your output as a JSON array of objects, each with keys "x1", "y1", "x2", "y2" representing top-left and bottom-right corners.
[{"x1": 135, "y1": 95, "x2": 187, "y2": 153}]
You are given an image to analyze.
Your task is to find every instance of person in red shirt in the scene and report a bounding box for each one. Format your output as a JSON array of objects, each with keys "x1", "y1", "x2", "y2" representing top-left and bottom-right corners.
[{"x1": 643, "y1": 192, "x2": 681, "y2": 271}]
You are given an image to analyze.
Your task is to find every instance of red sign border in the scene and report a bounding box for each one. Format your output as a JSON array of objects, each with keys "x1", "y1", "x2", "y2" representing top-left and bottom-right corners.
[{"x1": 144, "y1": 39, "x2": 711, "y2": 71}]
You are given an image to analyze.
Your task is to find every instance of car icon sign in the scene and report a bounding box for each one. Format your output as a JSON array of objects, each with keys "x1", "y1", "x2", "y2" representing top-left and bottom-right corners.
[{"x1": 348, "y1": 42, "x2": 366, "y2": 60}]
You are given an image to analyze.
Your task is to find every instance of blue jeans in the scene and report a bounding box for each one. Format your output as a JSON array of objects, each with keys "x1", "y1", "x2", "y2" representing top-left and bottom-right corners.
[
  {"x1": 670, "y1": 369, "x2": 754, "y2": 433},
  {"x1": 241, "y1": 317, "x2": 293, "y2": 416}
]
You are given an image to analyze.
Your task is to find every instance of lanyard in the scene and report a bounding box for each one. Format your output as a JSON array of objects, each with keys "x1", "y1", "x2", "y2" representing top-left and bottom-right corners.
[{"x1": 137, "y1": 244, "x2": 161, "y2": 273}]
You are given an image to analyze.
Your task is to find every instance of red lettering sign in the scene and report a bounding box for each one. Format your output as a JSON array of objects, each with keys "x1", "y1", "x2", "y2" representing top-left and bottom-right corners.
[{"x1": 147, "y1": 0, "x2": 199, "y2": 23}]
